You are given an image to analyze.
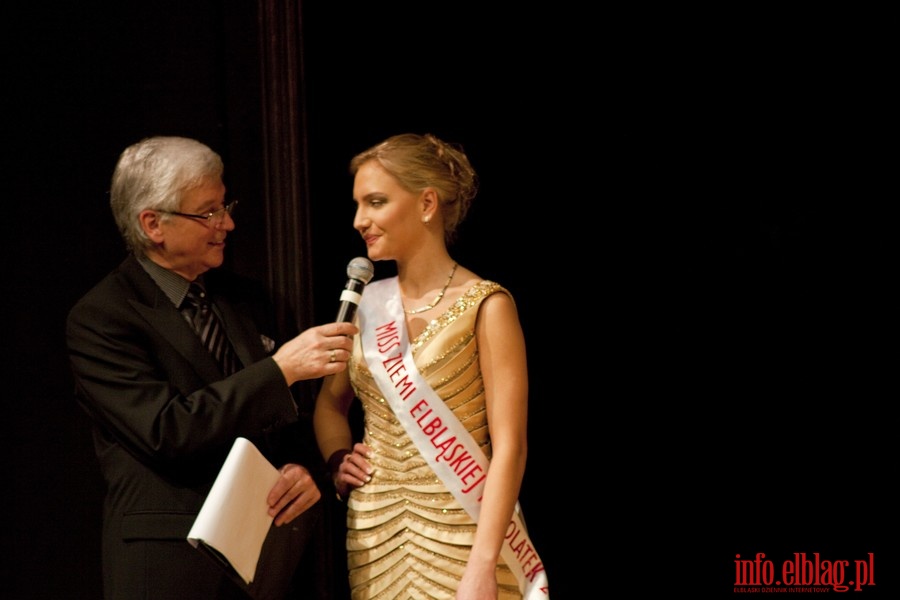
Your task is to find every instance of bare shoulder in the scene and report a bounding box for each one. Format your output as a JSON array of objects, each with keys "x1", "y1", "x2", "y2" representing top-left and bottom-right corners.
[
  {"x1": 476, "y1": 285, "x2": 521, "y2": 335},
  {"x1": 479, "y1": 287, "x2": 517, "y2": 314}
]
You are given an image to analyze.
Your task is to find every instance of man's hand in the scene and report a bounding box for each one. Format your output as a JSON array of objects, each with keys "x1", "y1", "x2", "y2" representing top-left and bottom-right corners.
[
  {"x1": 272, "y1": 322, "x2": 358, "y2": 385},
  {"x1": 267, "y1": 464, "x2": 321, "y2": 526}
]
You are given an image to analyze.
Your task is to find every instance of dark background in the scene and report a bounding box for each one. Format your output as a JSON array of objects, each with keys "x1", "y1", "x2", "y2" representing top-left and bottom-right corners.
[{"x1": 2, "y1": 3, "x2": 892, "y2": 599}]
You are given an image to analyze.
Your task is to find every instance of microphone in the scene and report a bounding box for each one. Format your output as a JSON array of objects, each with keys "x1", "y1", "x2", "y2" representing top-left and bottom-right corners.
[{"x1": 336, "y1": 257, "x2": 375, "y2": 323}]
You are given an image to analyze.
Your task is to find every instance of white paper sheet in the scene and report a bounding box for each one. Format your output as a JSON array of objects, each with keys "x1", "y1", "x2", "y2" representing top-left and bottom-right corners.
[{"x1": 187, "y1": 437, "x2": 280, "y2": 584}]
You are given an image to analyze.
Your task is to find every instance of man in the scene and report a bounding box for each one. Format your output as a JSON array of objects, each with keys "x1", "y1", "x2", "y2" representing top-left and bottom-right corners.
[{"x1": 66, "y1": 136, "x2": 356, "y2": 600}]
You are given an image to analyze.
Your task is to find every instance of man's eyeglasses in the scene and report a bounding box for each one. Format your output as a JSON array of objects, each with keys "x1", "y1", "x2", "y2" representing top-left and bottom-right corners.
[{"x1": 159, "y1": 200, "x2": 238, "y2": 227}]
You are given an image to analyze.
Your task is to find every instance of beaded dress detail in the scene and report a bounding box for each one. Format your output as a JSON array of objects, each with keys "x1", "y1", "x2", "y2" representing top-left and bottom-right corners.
[{"x1": 346, "y1": 280, "x2": 523, "y2": 600}]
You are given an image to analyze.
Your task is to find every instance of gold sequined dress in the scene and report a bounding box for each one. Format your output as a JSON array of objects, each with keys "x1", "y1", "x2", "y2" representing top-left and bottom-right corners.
[{"x1": 346, "y1": 280, "x2": 523, "y2": 600}]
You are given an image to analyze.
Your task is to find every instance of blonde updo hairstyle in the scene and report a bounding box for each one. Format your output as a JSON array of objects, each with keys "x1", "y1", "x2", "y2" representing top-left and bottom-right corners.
[{"x1": 350, "y1": 133, "x2": 478, "y2": 244}]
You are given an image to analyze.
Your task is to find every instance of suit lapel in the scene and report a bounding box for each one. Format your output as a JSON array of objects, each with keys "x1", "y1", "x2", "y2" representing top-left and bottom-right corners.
[
  {"x1": 119, "y1": 256, "x2": 269, "y2": 378},
  {"x1": 216, "y1": 298, "x2": 266, "y2": 368},
  {"x1": 132, "y1": 299, "x2": 224, "y2": 377},
  {"x1": 120, "y1": 257, "x2": 224, "y2": 380}
]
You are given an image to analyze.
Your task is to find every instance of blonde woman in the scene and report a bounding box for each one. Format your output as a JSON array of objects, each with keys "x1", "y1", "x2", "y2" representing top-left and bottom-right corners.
[{"x1": 314, "y1": 133, "x2": 548, "y2": 600}]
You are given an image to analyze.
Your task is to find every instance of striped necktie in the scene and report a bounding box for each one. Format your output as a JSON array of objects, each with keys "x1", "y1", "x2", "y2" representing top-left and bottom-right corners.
[{"x1": 183, "y1": 282, "x2": 241, "y2": 376}]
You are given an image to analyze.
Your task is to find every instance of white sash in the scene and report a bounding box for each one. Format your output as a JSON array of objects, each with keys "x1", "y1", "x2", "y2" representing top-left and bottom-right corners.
[{"x1": 359, "y1": 277, "x2": 550, "y2": 599}]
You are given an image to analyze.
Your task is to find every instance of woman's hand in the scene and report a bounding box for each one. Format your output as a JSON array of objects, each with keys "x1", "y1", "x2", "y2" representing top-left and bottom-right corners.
[
  {"x1": 457, "y1": 560, "x2": 499, "y2": 600},
  {"x1": 333, "y1": 442, "x2": 373, "y2": 499}
]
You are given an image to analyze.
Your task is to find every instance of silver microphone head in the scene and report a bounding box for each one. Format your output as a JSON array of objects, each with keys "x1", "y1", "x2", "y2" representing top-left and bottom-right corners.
[{"x1": 347, "y1": 257, "x2": 375, "y2": 283}]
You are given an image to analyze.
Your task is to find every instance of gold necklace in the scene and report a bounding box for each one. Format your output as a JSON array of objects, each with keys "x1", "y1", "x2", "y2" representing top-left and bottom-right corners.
[{"x1": 404, "y1": 262, "x2": 458, "y2": 315}]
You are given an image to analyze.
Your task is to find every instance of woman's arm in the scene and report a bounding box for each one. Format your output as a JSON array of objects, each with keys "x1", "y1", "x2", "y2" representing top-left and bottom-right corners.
[
  {"x1": 458, "y1": 291, "x2": 529, "y2": 600},
  {"x1": 313, "y1": 369, "x2": 372, "y2": 497}
]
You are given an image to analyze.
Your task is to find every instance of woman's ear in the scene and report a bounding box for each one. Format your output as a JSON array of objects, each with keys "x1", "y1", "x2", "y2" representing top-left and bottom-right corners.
[
  {"x1": 421, "y1": 188, "x2": 439, "y2": 223},
  {"x1": 139, "y1": 210, "x2": 165, "y2": 243}
]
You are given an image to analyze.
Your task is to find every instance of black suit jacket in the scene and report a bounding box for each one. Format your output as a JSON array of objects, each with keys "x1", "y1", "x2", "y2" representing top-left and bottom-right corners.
[{"x1": 66, "y1": 255, "x2": 325, "y2": 600}]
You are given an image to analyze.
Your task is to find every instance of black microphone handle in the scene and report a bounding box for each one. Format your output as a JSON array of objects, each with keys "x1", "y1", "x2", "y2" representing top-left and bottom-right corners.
[{"x1": 336, "y1": 277, "x2": 367, "y2": 323}]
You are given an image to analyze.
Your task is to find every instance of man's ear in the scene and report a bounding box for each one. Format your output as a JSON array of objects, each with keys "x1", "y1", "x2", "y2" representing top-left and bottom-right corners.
[{"x1": 139, "y1": 210, "x2": 165, "y2": 244}]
